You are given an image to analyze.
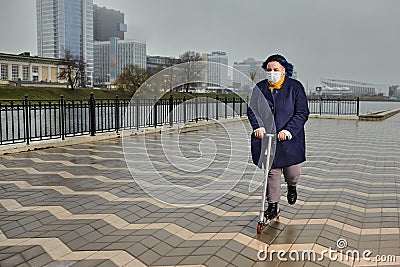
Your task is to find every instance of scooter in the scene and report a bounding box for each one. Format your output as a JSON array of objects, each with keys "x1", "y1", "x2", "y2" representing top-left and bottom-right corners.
[{"x1": 257, "y1": 133, "x2": 280, "y2": 234}]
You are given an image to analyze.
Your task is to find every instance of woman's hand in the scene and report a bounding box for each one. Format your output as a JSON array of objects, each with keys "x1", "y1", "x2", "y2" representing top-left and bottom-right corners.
[
  {"x1": 277, "y1": 130, "x2": 292, "y2": 141},
  {"x1": 277, "y1": 131, "x2": 287, "y2": 141},
  {"x1": 254, "y1": 128, "x2": 265, "y2": 138}
]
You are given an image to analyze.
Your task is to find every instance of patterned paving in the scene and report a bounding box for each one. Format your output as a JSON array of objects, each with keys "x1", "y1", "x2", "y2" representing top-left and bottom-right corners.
[{"x1": 0, "y1": 115, "x2": 399, "y2": 267}]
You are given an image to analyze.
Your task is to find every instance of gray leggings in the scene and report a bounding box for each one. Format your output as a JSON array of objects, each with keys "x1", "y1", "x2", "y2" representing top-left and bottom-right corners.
[{"x1": 267, "y1": 163, "x2": 302, "y2": 203}]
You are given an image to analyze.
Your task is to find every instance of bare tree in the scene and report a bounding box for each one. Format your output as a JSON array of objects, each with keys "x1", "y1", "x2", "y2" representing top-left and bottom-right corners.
[
  {"x1": 250, "y1": 71, "x2": 257, "y2": 82},
  {"x1": 58, "y1": 49, "x2": 86, "y2": 90},
  {"x1": 178, "y1": 51, "x2": 203, "y2": 92},
  {"x1": 113, "y1": 65, "x2": 151, "y2": 93}
]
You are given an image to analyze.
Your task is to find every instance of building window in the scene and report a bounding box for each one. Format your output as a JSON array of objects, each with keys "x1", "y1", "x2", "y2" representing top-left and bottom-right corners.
[
  {"x1": 32, "y1": 67, "x2": 39, "y2": 82},
  {"x1": 22, "y1": 66, "x2": 29, "y2": 81},
  {"x1": 12, "y1": 66, "x2": 19, "y2": 81},
  {"x1": 1, "y1": 64, "x2": 8, "y2": 80}
]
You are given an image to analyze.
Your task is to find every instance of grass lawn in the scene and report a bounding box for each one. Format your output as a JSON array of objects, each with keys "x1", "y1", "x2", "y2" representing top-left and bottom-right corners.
[
  {"x1": 0, "y1": 86, "x2": 245, "y2": 101},
  {"x1": 0, "y1": 86, "x2": 134, "y2": 101}
]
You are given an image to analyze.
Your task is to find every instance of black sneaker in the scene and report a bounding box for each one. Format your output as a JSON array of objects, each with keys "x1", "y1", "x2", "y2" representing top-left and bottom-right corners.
[
  {"x1": 264, "y1": 202, "x2": 279, "y2": 221},
  {"x1": 287, "y1": 184, "x2": 297, "y2": 205}
]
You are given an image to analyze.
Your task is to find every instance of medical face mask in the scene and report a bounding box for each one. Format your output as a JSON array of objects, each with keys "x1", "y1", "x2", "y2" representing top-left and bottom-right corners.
[{"x1": 266, "y1": 71, "x2": 283, "y2": 84}]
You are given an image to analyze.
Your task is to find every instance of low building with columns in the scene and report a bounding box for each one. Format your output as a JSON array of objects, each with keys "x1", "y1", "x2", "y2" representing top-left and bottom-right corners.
[{"x1": 0, "y1": 52, "x2": 66, "y2": 86}]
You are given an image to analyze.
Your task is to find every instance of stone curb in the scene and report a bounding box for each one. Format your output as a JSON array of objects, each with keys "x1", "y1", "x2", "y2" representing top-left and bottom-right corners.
[
  {"x1": 359, "y1": 108, "x2": 400, "y2": 121},
  {"x1": 309, "y1": 114, "x2": 359, "y2": 120}
]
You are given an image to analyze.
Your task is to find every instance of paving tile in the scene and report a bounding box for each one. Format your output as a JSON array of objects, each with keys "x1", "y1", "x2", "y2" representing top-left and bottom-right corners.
[
  {"x1": 103, "y1": 242, "x2": 132, "y2": 250},
  {"x1": 225, "y1": 240, "x2": 247, "y2": 253},
  {"x1": 163, "y1": 235, "x2": 183, "y2": 247},
  {"x1": 165, "y1": 247, "x2": 197, "y2": 257},
  {"x1": 278, "y1": 261, "x2": 305, "y2": 267},
  {"x1": 0, "y1": 254, "x2": 27, "y2": 267},
  {"x1": 153, "y1": 255, "x2": 183, "y2": 266},
  {"x1": 125, "y1": 243, "x2": 148, "y2": 257},
  {"x1": 139, "y1": 235, "x2": 162, "y2": 249},
  {"x1": 178, "y1": 254, "x2": 212, "y2": 265},
  {"x1": 231, "y1": 254, "x2": 255, "y2": 267},
  {"x1": 138, "y1": 249, "x2": 162, "y2": 265},
  {"x1": 70, "y1": 259, "x2": 108, "y2": 267},
  {"x1": 205, "y1": 255, "x2": 230, "y2": 267},
  {"x1": 215, "y1": 246, "x2": 238, "y2": 262},
  {"x1": 26, "y1": 253, "x2": 53, "y2": 267},
  {"x1": 176, "y1": 240, "x2": 206, "y2": 248}
]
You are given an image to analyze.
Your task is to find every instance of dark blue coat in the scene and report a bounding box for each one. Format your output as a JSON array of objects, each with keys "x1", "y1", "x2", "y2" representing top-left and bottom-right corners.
[{"x1": 247, "y1": 77, "x2": 309, "y2": 168}]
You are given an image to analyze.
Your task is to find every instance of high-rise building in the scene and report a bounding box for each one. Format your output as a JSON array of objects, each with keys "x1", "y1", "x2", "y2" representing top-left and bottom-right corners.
[
  {"x1": 93, "y1": 5, "x2": 127, "y2": 41},
  {"x1": 233, "y1": 58, "x2": 265, "y2": 90},
  {"x1": 36, "y1": 0, "x2": 94, "y2": 84},
  {"x1": 93, "y1": 38, "x2": 146, "y2": 86},
  {"x1": 203, "y1": 51, "x2": 228, "y2": 88}
]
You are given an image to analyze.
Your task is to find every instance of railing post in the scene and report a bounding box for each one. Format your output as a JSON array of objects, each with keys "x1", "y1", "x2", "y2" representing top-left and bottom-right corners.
[
  {"x1": 337, "y1": 97, "x2": 340, "y2": 116},
  {"x1": 183, "y1": 96, "x2": 187, "y2": 123},
  {"x1": 89, "y1": 92, "x2": 96, "y2": 136},
  {"x1": 153, "y1": 96, "x2": 157, "y2": 128},
  {"x1": 206, "y1": 96, "x2": 209, "y2": 121},
  {"x1": 224, "y1": 97, "x2": 228, "y2": 119},
  {"x1": 319, "y1": 97, "x2": 322, "y2": 115},
  {"x1": 135, "y1": 96, "x2": 139, "y2": 130},
  {"x1": 60, "y1": 95, "x2": 65, "y2": 140},
  {"x1": 115, "y1": 95, "x2": 120, "y2": 133},
  {"x1": 232, "y1": 97, "x2": 236, "y2": 117},
  {"x1": 169, "y1": 94, "x2": 173, "y2": 127},
  {"x1": 216, "y1": 95, "x2": 219, "y2": 120},
  {"x1": 24, "y1": 95, "x2": 30, "y2": 145},
  {"x1": 356, "y1": 97, "x2": 360, "y2": 116},
  {"x1": 246, "y1": 96, "x2": 249, "y2": 115},
  {"x1": 239, "y1": 97, "x2": 243, "y2": 116},
  {"x1": 195, "y1": 96, "x2": 198, "y2": 123}
]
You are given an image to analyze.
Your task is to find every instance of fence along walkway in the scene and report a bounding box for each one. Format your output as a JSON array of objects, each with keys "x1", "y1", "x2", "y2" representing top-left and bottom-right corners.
[
  {"x1": 0, "y1": 94, "x2": 360, "y2": 146},
  {"x1": 0, "y1": 94, "x2": 248, "y2": 146}
]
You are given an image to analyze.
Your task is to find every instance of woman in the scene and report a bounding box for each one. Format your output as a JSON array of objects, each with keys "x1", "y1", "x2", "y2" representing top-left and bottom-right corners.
[{"x1": 247, "y1": 54, "x2": 309, "y2": 221}]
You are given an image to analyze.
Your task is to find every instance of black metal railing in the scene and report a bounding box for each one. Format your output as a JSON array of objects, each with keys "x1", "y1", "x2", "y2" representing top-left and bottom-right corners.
[
  {"x1": 0, "y1": 95, "x2": 361, "y2": 146},
  {"x1": 0, "y1": 94, "x2": 247, "y2": 146},
  {"x1": 308, "y1": 97, "x2": 359, "y2": 116}
]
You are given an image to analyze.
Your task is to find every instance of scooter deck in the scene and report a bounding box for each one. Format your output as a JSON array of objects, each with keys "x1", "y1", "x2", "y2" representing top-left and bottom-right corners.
[{"x1": 257, "y1": 214, "x2": 280, "y2": 234}]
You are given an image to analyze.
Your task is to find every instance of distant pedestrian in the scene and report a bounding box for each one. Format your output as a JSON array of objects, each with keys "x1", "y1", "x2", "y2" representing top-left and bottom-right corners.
[{"x1": 247, "y1": 54, "x2": 309, "y2": 221}]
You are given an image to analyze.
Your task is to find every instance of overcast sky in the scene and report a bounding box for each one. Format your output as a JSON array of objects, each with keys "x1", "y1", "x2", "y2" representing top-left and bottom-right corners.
[{"x1": 1, "y1": 0, "x2": 399, "y2": 91}]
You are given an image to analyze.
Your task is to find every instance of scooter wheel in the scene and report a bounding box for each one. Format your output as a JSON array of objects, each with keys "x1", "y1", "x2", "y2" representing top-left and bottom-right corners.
[{"x1": 257, "y1": 222, "x2": 263, "y2": 234}]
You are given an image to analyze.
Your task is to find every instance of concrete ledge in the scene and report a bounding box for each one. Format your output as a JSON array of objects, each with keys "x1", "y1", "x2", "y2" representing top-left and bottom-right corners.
[
  {"x1": 126, "y1": 117, "x2": 248, "y2": 137},
  {"x1": 0, "y1": 117, "x2": 248, "y2": 155},
  {"x1": 359, "y1": 108, "x2": 400, "y2": 121},
  {"x1": 309, "y1": 114, "x2": 359, "y2": 120},
  {"x1": 0, "y1": 132, "x2": 122, "y2": 155}
]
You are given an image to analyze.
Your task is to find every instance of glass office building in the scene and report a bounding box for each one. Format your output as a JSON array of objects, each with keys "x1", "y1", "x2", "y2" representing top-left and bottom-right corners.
[
  {"x1": 36, "y1": 0, "x2": 93, "y2": 83},
  {"x1": 93, "y1": 4, "x2": 127, "y2": 41},
  {"x1": 204, "y1": 51, "x2": 228, "y2": 88},
  {"x1": 93, "y1": 38, "x2": 146, "y2": 87}
]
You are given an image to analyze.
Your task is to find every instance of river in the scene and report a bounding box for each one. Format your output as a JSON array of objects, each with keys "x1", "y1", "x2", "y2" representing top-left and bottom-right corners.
[{"x1": 358, "y1": 100, "x2": 400, "y2": 114}]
